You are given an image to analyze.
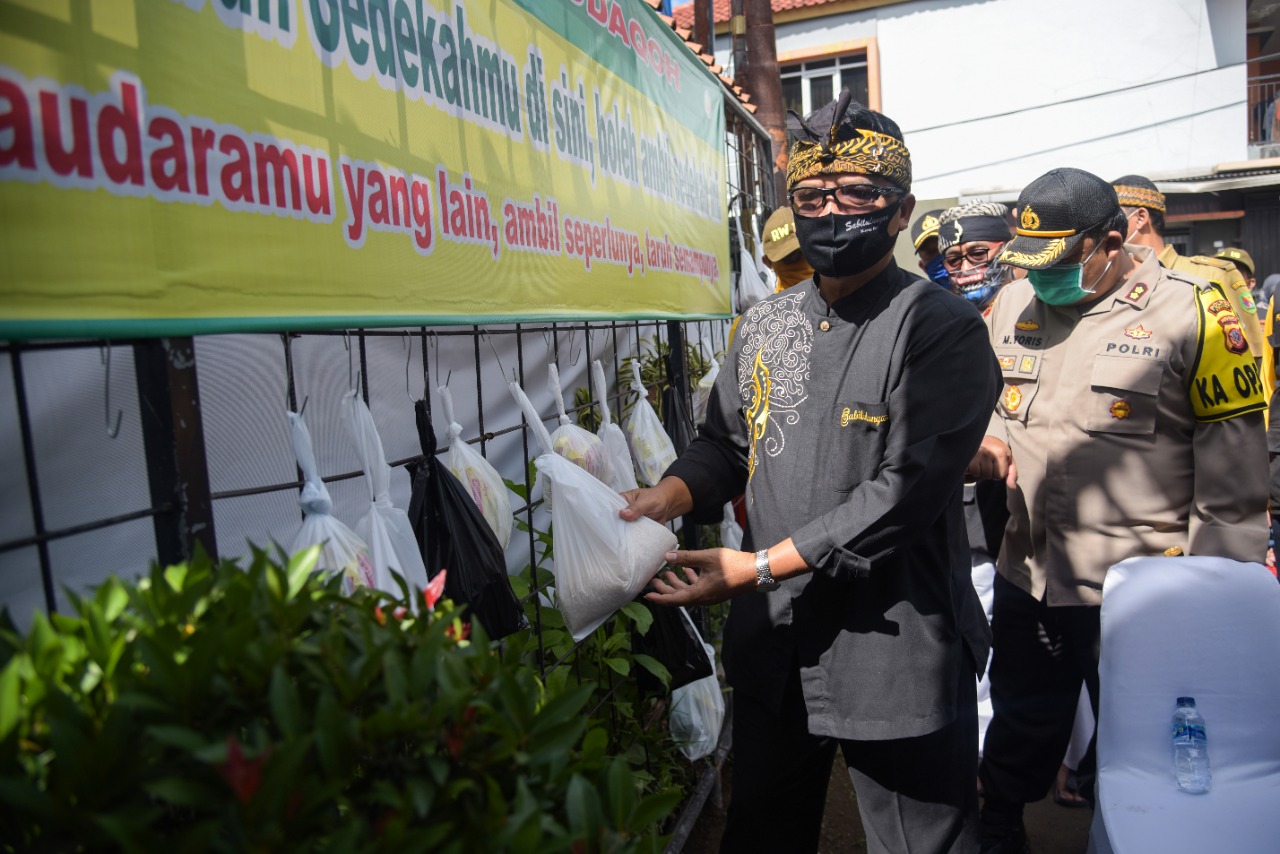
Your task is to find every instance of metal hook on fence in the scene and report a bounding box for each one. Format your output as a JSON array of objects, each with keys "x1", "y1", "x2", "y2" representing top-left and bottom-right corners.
[
  {"x1": 298, "y1": 395, "x2": 309, "y2": 417},
  {"x1": 99, "y1": 343, "x2": 123, "y2": 439},
  {"x1": 484, "y1": 332, "x2": 512, "y2": 384},
  {"x1": 402, "y1": 332, "x2": 415, "y2": 400},
  {"x1": 568, "y1": 326, "x2": 583, "y2": 366}
]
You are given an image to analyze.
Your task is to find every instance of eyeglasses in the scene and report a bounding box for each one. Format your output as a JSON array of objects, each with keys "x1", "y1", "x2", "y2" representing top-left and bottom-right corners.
[
  {"x1": 942, "y1": 244, "x2": 1004, "y2": 271},
  {"x1": 789, "y1": 184, "x2": 904, "y2": 216}
]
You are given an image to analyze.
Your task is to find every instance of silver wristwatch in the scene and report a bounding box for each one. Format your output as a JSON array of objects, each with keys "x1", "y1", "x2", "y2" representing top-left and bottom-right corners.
[{"x1": 755, "y1": 549, "x2": 780, "y2": 591}]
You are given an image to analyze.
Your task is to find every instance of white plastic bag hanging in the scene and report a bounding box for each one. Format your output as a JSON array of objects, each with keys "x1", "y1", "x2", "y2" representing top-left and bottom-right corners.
[
  {"x1": 288, "y1": 409, "x2": 376, "y2": 595},
  {"x1": 508, "y1": 380, "x2": 677, "y2": 640},
  {"x1": 439, "y1": 385, "x2": 513, "y2": 549},
  {"x1": 692, "y1": 354, "x2": 721, "y2": 427},
  {"x1": 342, "y1": 390, "x2": 431, "y2": 602},
  {"x1": 748, "y1": 207, "x2": 779, "y2": 294},
  {"x1": 591, "y1": 359, "x2": 639, "y2": 493},
  {"x1": 670, "y1": 611, "x2": 725, "y2": 761},
  {"x1": 720, "y1": 501, "x2": 743, "y2": 551},
  {"x1": 734, "y1": 210, "x2": 773, "y2": 310},
  {"x1": 624, "y1": 360, "x2": 677, "y2": 487},
  {"x1": 548, "y1": 364, "x2": 611, "y2": 483}
]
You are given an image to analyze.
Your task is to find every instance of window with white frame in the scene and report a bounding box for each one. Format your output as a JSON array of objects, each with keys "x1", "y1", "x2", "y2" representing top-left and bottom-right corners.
[{"x1": 780, "y1": 55, "x2": 869, "y2": 116}]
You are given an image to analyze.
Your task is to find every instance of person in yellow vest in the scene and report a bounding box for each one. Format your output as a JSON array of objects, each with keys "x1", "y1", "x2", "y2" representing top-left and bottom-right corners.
[{"x1": 1111, "y1": 175, "x2": 1265, "y2": 359}]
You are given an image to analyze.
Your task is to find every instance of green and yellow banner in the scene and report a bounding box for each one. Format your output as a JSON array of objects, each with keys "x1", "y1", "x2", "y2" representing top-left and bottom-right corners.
[{"x1": 0, "y1": 0, "x2": 730, "y2": 338}]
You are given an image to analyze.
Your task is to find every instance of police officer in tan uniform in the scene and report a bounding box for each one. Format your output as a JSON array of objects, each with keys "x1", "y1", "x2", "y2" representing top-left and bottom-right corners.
[
  {"x1": 968, "y1": 168, "x2": 1268, "y2": 853},
  {"x1": 1111, "y1": 175, "x2": 1265, "y2": 359}
]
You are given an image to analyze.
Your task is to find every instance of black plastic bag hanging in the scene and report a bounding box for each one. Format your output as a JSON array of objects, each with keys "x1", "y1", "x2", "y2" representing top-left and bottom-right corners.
[
  {"x1": 406, "y1": 400, "x2": 528, "y2": 640},
  {"x1": 631, "y1": 601, "x2": 713, "y2": 694},
  {"x1": 662, "y1": 350, "x2": 697, "y2": 456}
]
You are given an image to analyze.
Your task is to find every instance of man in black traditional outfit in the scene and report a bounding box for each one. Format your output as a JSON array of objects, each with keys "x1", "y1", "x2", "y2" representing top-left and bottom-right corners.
[{"x1": 621, "y1": 92, "x2": 1000, "y2": 854}]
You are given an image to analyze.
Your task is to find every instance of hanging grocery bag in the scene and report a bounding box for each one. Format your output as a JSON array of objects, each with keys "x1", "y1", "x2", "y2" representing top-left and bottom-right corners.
[
  {"x1": 509, "y1": 380, "x2": 677, "y2": 641},
  {"x1": 547, "y1": 363, "x2": 611, "y2": 483},
  {"x1": 405, "y1": 400, "x2": 527, "y2": 640},
  {"x1": 623, "y1": 360, "x2": 677, "y2": 487},
  {"x1": 631, "y1": 603, "x2": 713, "y2": 694},
  {"x1": 669, "y1": 612, "x2": 725, "y2": 761},
  {"x1": 438, "y1": 384, "x2": 513, "y2": 549},
  {"x1": 720, "y1": 501, "x2": 743, "y2": 551},
  {"x1": 591, "y1": 359, "x2": 638, "y2": 493},
  {"x1": 734, "y1": 209, "x2": 773, "y2": 310},
  {"x1": 288, "y1": 409, "x2": 375, "y2": 595},
  {"x1": 342, "y1": 390, "x2": 431, "y2": 602},
  {"x1": 692, "y1": 354, "x2": 720, "y2": 427}
]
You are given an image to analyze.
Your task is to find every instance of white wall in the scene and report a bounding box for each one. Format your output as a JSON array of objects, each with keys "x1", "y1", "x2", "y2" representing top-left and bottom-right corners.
[{"x1": 747, "y1": 0, "x2": 1247, "y2": 199}]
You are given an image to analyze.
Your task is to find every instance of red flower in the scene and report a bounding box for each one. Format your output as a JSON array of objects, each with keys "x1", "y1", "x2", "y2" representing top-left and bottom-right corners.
[
  {"x1": 446, "y1": 620, "x2": 471, "y2": 641},
  {"x1": 424, "y1": 570, "x2": 447, "y2": 611},
  {"x1": 374, "y1": 605, "x2": 386, "y2": 625},
  {"x1": 392, "y1": 606, "x2": 407, "y2": 620},
  {"x1": 217, "y1": 734, "x2": 266, "y2": 804}
]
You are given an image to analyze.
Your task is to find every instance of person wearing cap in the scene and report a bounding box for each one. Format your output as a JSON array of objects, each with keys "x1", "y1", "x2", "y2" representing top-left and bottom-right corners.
[
  {"x1": 621, "y1": 90, "x2": 998, "y2": 853},
  {"x1": 1216, "y1": 246, "x2": 1256, "y2": 293},
  {"x1": 1112, "y1": 175, "x2": 1265, "y2": 359},
  {"x1": 760, "y1": 205, "x2": 814, "y2": 291},
  {"x1": 912, "y1": 207, "x2": 949, "y2": 285},
  {"x1": 968, "y1": 168, "x2": 1268, "y2": 852}
]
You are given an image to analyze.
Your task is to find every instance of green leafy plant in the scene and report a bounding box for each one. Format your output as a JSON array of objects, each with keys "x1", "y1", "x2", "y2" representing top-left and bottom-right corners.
[
  {"x1": 0, "y1": 547, "x2": 682, "y2": 853},
  {"x1": 573, "y1": 340, "x2": 713, "y2": 429}
]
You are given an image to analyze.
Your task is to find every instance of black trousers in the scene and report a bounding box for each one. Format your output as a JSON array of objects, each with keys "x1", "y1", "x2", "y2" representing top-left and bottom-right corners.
[
  {"x1": 720, "y1": 665, "x2": 980, "y2": 854},
  {"x1": 979, "y1": 572, "x2": 1100, "y2": 806}
]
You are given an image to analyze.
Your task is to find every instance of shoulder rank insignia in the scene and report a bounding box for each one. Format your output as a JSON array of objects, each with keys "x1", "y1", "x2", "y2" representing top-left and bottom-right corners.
[
  {"x1": 1124, "y1": 324, "x2": 1153, "y2": 340},
  {"x1": 1003, "y1": 385, "x2": 1023, "y2": 412},
  {"x1": 1015, "y1": 319, "x2": 1039, "y2": 331},
  {"x1": 1110, "y1": 400, "x2": 1131, "y2": 420},
  {"x1": 1190, "y1": 283, "x2": 1266, "y2": 422},
  {"x1": 1124, "y1": 283, "x2": 1148, "y2": 302}
]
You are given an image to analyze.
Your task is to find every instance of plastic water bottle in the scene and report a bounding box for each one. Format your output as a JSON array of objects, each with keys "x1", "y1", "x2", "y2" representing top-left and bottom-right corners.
[{"x1": 1171, "y1": 697, "x2": 1212, "y2": 793}]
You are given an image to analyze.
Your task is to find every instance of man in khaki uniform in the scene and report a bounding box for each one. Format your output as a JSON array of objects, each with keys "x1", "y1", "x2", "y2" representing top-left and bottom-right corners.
[
  {"x1": 1111, "y1": 175, "x2": 1265, "y2": 358},
  {"x1": 1215, "y1": 246, "x2": 1257, "y2": 294},
  {"x1": 969, "y1": 168, "x2": 1267, "y2": 853}
]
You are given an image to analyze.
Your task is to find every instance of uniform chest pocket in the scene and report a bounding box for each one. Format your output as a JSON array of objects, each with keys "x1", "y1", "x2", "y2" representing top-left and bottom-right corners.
[
  {"x1": 995, "y1": 348, "x2": 1041, "y2": 423},
  {"x1": 832, "y1": 400, "x2": 889, "y2": 492},
  {"x1": 1086, "y1": 354, "x2": 1163, "y2": 435}
]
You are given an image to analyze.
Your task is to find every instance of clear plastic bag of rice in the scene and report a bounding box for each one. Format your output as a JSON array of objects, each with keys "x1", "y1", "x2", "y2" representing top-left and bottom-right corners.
[
  {"x1": 548, "y1": 363, "x2": 611, "y2": 483},
  {"x1": 509, "y1": 380, "x2": 675, "y2": 639},
  {"x1": 624, "y1": 360, "x2": 677, "y2": 486},
  {"x1": 670, "y1": 618, "x2": 725, "y2": 761},
  {"x1": 535, "y1": 453, "x2": 676, "y2": 640},
  {"x1": 591, "y1": 359, "x2": 639, "y2": 492},
  {"x1": 438, "y1": 385, "x2": 513, "y2": 549}
]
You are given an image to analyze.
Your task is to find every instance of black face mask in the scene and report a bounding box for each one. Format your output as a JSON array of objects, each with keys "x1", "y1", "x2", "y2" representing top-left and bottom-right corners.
[{"x1": 793, "y1": 200, "x2": 903, "y2": 277}]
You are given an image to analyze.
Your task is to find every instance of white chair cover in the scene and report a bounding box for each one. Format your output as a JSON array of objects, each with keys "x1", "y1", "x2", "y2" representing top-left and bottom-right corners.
[{"x1": 1088, "y1": 556, "x2": 1280, "y2": 854}]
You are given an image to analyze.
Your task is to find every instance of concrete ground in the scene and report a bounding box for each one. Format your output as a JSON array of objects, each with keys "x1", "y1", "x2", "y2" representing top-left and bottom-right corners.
[{"x1": 682, "y1": 758, "x2": 1093, "y2": 852}]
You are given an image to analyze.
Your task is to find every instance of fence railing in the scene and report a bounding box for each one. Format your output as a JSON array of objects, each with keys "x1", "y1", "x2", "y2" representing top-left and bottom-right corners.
[{"x1": 1248, "y1": 73, "x2": 1280, "y2": 146}]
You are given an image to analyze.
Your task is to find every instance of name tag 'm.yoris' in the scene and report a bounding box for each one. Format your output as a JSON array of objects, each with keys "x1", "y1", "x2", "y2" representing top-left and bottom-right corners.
[{"x1": 841, "y1": 407, "x2": 888, "y2": 427}]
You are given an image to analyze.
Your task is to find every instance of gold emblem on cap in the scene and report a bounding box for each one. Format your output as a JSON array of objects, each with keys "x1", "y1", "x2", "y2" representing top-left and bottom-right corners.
[
  {"x1": 921, "y1": 215, "x2": 939, "y2": 233},
  {"x1": 1163, "y1": 546, "x2": 1184, "y2": 557},
  {"x1": 1020, "y1": 206, "x2": 1041, "y2": 231}
]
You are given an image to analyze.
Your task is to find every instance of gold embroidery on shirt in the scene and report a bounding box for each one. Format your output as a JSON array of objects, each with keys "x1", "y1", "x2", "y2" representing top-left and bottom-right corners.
[
  {"x1": 841, "y1": 407, "x2": 888, "y2": 427},
  {"x1": 746, "y1": 348, "x2": 771, "y2": 482}
]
